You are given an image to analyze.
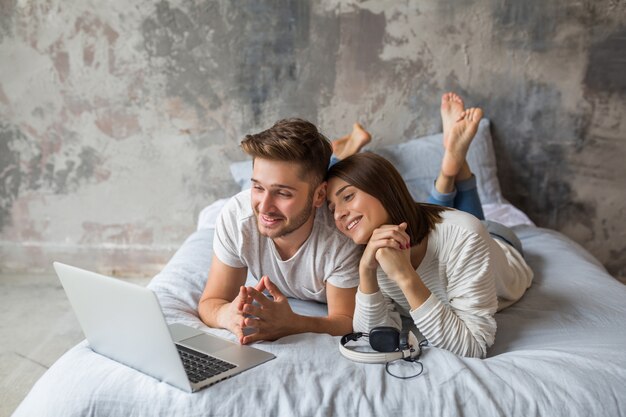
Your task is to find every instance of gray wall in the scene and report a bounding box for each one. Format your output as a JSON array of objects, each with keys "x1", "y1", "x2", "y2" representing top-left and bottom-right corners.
[{"x1": 1, "y1": 1, "x2": 625, "y2": 279}]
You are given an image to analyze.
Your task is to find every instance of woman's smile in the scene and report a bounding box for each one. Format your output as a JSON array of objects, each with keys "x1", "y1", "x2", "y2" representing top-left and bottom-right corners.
[
  {"x1": 346, "y1": 216, "x2": 362, "y2": 231},
  {"x1": 327, "y1": 177, "x2": 390, "y2": 245}
]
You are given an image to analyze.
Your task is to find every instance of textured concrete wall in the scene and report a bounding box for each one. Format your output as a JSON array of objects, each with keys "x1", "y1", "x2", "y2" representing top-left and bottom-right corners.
[{"x1": 1, "y1": 0, "x2": 625, "y2": 278}]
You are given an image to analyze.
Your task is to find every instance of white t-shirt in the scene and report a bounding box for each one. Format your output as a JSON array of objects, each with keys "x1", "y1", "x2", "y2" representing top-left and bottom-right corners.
[
  {"x1": 213, "y1": 189, "x2": 361, "y2": 302},
  {"x1": 353, "y1": 209, "x2": 534, "y2": 358}
]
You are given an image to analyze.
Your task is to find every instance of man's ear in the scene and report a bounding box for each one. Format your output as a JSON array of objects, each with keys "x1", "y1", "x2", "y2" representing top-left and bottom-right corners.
[{"x1": 313, "y1": 181, "x2": 327, "y2": 208}]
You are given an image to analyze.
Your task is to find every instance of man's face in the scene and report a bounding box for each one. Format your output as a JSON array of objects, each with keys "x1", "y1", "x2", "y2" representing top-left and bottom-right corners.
[{"x1": 251, "y1": 158, "x2": 321, "y2": 240}]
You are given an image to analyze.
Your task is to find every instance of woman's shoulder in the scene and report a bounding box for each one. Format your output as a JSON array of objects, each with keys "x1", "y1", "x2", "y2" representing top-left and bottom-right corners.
[
  {"x1": 436, "y1": 209, "x2": 487, "y2": 237},
  {"x1": 428, "y1": 209, "x2": 493, "y2": 264}
]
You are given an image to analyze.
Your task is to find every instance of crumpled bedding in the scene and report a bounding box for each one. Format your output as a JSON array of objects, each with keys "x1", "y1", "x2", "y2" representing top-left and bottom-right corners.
[{"x1": 13, "y1": 206, "x2": 626, "y2": 417}]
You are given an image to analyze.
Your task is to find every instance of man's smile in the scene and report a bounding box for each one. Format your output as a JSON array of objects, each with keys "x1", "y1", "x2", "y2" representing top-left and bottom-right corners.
[{"x1": 259, "y1": 213, "x2": 285, "y2": 227}]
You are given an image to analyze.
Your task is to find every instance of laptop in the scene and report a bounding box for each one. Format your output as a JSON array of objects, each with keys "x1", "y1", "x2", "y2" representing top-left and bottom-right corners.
[{"x1": 53, "y1": 262, "x2": 275, "y2": 392}]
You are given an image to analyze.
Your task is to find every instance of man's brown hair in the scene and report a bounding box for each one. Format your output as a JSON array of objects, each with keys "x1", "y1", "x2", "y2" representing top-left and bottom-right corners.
[
  {"x1": 240, "y1": 118, "x2": 333, "y2": 186},
  {"x1": 327, "y1": 152, "x2": 447, "y2": 245}
]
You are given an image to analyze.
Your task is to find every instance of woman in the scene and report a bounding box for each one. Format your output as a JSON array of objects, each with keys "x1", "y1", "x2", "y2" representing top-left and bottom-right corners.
[{"x1": 326, "y1": 94, "x2": 533, "y2": 358}]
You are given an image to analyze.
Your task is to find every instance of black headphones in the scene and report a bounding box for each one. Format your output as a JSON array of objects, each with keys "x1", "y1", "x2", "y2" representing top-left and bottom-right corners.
[{"x1": 339, "y1": 326, "x2": 421, "y2": 364}]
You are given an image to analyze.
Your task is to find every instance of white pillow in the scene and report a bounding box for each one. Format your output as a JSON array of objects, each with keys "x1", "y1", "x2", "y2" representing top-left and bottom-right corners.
[
  {"x1": 228, "y1": 119, "x2": 503, "y2": 204},
  {"x1": 229, "y1": 159, "x2": 253, "y2": 191},
  {"x1": 374, "y1": 118, "x2": 503, "y2": 204}
]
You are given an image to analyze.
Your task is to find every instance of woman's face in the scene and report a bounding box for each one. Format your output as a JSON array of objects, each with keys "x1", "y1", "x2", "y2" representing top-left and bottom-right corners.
[{"x1": 327, "y1": 177, "x2": 390, "y2": 245}]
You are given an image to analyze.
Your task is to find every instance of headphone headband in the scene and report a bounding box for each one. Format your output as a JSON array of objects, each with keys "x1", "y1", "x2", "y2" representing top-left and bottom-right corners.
[{"x1": 339, "y1": 328, "x2": 421, "y2": 364}]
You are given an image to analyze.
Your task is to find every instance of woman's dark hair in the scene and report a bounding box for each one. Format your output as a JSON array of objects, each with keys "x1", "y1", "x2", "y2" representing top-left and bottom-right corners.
[{"x1": 327, "y1": 152, "x2": 447, "y2": 245}]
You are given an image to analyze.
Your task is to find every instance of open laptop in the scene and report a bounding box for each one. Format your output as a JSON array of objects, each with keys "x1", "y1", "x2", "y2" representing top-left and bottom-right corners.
[{"x1": 53, "y1": 262, "x2": 275, "y2": 392}]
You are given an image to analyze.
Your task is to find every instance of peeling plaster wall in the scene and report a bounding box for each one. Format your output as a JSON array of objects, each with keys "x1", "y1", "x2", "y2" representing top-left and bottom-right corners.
[{"x1": 1, "y1": 0, "x2": 625, "y2": 279}]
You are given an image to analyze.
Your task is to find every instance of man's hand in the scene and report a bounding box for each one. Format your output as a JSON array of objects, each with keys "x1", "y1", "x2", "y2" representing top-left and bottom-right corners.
[
  {"x1": 198, "y1": 255, "x2": 249, "y2": 341},
  {"x1": 214, "y1": 286, "x2": 252, "y2": 344},
  {"x1": 238, "y1": 276, "x2": 297, "y2": 344}
]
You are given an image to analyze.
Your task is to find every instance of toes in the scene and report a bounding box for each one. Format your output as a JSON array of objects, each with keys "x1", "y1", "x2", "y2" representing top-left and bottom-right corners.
[{"x1": 467, "y1": 108, "x2": 483, "y2": 121}]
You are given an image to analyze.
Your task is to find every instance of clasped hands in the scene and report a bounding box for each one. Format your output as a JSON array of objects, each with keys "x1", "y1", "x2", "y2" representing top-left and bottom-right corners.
[
  {"x1": 227, "y1": 275, "x2": 296, "y2": 345},
  {"x1": 360, "y1": 222, "x2": 414, "y2": 284}
]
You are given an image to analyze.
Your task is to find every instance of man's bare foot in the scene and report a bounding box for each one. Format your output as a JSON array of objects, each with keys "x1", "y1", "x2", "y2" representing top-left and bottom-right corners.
[
  {"x1": 332, "y1": 123, "x2": 372, "y2": 159},
  {"x1": 331, "y1": 133, "x2": 350, "y2": 156},
  {"x1": 441, "y1": 92, "x2": 465, "y2": 149},
  {"x1": 440, "y1": 107, "x2": 483, "y2": 178}
]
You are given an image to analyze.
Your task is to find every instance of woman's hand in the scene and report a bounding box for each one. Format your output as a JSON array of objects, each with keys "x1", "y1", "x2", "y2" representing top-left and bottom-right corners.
[
  {"x1": 375, "y1": 245, "x2": 414, "y2": 285},
  {"x1": 365, "y1": 225, "x2": 431, "y2": 311},
  {"x1": 375, "y1": 241, "x2": 430, "y2": 311},
  {"x1": 360, "y1": 223, "x2": 411, "y2": 271}
]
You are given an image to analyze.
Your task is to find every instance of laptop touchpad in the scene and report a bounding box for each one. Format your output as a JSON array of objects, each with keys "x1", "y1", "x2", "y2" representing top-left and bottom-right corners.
[{"x1": 180, "y1": 333, "x2": 235, "y2": 354}]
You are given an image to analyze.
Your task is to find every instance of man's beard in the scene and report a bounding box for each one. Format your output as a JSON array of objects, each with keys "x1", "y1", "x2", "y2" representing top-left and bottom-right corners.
[{"x1": 255, "y1": 191, "x2": 314, "y2": 239}]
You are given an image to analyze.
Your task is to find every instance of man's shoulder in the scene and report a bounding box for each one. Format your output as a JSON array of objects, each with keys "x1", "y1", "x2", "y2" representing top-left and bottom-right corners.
[
  {"x1": 221, "y1": 189, "x2": 254, "y2": 218},
  {"x1": 218, "y1": 189, "x2": 257, "y2": 233},
  {"x1": 313, "y1": 205, "x2": 356, "y2": 247}
]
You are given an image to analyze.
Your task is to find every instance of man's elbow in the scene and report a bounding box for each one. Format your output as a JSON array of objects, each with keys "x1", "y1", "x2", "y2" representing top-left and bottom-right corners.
[{"x1": 328, "y1": 314, "x2": 354, "y2": 336}]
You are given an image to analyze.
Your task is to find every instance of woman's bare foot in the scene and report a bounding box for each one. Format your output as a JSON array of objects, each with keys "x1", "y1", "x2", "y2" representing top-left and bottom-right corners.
[
  {"x1": 332, "y1": 123, "x2": 372, "y2": 159},
  {"x1": 441, "y1": 92, "x2": 465, "y2": 149},
  {"x1": 440, "y1": 107, "x2": 483, "y2": 178}
]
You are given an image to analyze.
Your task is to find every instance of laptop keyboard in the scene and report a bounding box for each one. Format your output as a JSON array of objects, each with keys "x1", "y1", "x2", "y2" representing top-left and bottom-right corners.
[{"x1": 176, "y1": 344, "x2": 236, "y2": 383}]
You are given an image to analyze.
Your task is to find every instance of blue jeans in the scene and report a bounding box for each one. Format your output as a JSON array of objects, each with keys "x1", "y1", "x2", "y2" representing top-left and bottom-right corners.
[
  {"x1": 427, "y1": 175, "x2": 524, "y2": 256},
  {"x1": 427, "y1": 175, "x2": 485, "y2": 220}
]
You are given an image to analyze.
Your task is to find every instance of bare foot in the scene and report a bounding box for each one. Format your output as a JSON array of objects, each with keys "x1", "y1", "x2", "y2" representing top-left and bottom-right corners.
[
  {"x1": 441, "y1": 92, "x2": 465, "y2": 149},
  {"x1": 332, "y1": 123, "x2": 372, "y2": 159},
  {"x1": 331, "y1": 133, "x2": 350, "y2": 156},
  {"x1": 440, "y1": 107, "x2": 483, "y2": 177}
]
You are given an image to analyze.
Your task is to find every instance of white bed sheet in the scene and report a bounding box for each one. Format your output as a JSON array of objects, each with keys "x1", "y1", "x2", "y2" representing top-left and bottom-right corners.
[{"x1": 13, "y1": 204, "x2": 626, "y2": 417}]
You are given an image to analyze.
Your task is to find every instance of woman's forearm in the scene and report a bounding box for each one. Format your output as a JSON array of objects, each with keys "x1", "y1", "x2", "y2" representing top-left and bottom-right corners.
[
  {"x1": 358, "y1": 264, "x2": 379, "y2": 294},
  {"x1": 396, "y1": 270, "x2": 432, "y2": 310}
]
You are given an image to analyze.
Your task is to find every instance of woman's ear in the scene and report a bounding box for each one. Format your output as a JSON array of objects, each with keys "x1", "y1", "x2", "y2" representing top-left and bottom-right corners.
[{"x1": 313, "y1": 182, "x2": 327, "y2": 208}]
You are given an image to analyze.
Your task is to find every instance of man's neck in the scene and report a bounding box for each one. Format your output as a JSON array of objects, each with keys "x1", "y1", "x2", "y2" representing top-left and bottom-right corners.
[{"x1": 272, "y1": 210, "x2": 317, "y2": 260}]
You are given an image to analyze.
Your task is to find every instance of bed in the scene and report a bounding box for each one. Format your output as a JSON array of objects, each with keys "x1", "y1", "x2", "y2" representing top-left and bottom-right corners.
[{"x1": 13, "y1": 120, "x2": 626, "y2": 417}]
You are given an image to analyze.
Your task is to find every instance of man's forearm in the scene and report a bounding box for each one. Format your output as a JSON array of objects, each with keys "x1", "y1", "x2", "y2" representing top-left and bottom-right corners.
[
  {"x1": 290, "y1": 313, "x2": 353, "y2": 337},
  {"x1": 198, "y1": 298, "x2": 228, "y2": 328}
]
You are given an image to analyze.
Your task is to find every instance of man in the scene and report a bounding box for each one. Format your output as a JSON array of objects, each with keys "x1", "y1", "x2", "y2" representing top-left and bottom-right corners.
[{"x1": 198, "y1": 118, "x2": 362, "y2": 345}]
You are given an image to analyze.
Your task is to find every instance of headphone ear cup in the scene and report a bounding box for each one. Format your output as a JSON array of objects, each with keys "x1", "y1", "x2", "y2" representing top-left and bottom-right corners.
[{"x1": 369, "y1": 327, "x2": 401, "y2": 352}]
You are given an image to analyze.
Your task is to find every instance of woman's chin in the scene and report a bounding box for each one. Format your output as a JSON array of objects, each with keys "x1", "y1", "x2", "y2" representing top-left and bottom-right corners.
[
  {"x1": 339, "y1": 228, "x2": 368, "y2": 245},
  {"x1": 349, "y1": 228, "x2": 372, "y2": 245}
]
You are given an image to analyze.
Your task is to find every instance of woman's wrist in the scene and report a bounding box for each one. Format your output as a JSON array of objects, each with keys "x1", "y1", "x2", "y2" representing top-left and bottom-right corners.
[
  {"x1": 358, "y1": 264, "x2": 379, "y2": 294},
  {"x1": 390, "y1": 267, "x2": 418, "y2": 286},
  {"x1": 395, "y1": 271, "x2": 431, "y2": 310}
]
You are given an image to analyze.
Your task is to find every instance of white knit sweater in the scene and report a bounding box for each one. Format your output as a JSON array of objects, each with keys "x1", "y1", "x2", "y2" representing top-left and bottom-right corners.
[{"x1": 353, "y1": 210, "x2": 533, "y2": 358}]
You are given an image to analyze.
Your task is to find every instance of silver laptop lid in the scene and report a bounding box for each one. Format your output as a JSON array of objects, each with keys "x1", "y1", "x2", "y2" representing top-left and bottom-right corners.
[{"x1": 53, "y1": 262, "x2": 190, "y2": 391}]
